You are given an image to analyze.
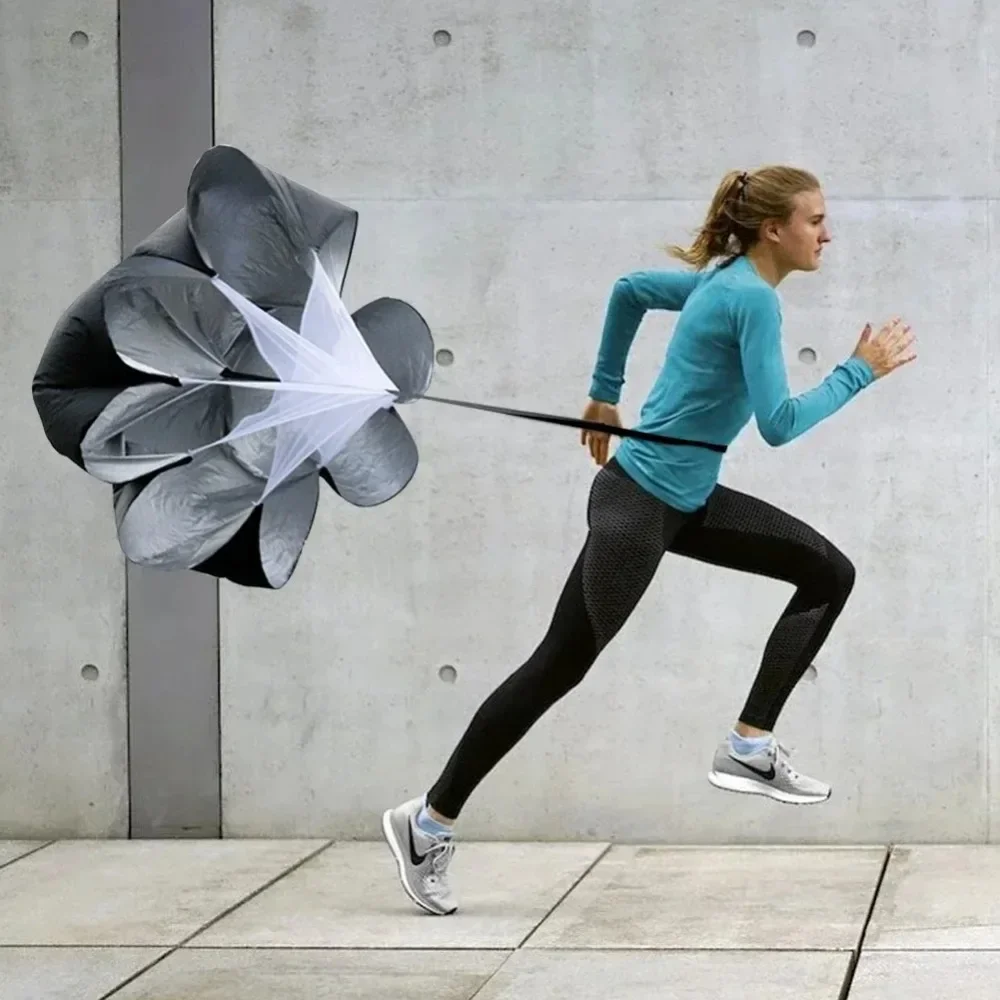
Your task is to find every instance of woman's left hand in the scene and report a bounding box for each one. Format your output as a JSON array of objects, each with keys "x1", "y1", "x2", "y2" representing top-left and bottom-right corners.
[{"x1": 581, "y1": 398, "x2": 621, "y2": 466}]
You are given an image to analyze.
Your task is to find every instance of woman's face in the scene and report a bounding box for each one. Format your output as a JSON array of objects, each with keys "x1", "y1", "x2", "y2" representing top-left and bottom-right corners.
[{"x1": 768, "y1": 188, "x2": 831, "y2": 271}]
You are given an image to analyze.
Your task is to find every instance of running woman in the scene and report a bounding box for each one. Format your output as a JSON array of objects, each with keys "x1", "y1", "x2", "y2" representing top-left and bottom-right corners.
[{"x1": 382, "y1": 165, "x2": 916, "y2": 916}]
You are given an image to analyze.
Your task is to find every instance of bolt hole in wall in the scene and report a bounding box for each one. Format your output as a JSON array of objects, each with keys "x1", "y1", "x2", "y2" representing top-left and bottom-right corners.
[
  {"x1": 797, "y1": 29, "x2": 816, "y2": 47},
  {"x1": 435, "y1": 348, "x2": 454, "y2": 366},
  {"x1": 81, "y1": 664, "x2": 100, "y2": 681},
  {"x1": 438, "y1": 665, "x2": 458, "y2": 684},
  {"x1": 433, "y1": 29, "x2": 451, "y2": 47},
  {"x1": 798, "y1": 347, "x2": 817, "y2": 364},
  {"x1": 70, "y1": 31, "x2": 89, "y2": 47}
]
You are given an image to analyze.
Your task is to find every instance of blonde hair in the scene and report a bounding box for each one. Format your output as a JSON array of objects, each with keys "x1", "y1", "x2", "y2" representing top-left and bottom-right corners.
[{"x1": 667, "y1": 166, "x2": 821, "y2": 270}]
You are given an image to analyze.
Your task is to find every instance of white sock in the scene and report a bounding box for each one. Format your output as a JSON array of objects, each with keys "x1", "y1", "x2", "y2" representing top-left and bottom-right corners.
[
  {"x1": 729, "y1": 730, "x2": 773, "y2": 756},
  {"x1": 415, "y1": 799, "x2": 453, "y2": 838}
]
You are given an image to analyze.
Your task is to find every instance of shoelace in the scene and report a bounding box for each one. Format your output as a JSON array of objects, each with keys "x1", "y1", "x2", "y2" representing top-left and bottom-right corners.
[
  {"x1": 425, "y1": 838, "x2": 455, "y2": 887},
  {"x1": 769, "y1": 740, "x2": 800, "y2": 780}
]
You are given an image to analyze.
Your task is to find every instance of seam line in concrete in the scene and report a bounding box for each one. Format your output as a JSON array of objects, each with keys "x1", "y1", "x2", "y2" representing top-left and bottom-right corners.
[
  {"x1": 0, "y1": 842, "x2": 57, "y2": 874},
  {"x1": 838, "y1": 843, "x2": 893, "y2": 1000},
  {"x1": 515, "y1": 841, "x2": 613, "y2": 950}
]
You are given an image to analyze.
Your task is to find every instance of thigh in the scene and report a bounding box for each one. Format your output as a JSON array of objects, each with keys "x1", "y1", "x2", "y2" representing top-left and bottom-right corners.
[
  {"x1": 581, "y1": 461, "x2": 691, "y2": 650},
  {"x1": 667, "y1": 484, "x2": 843, "y2": 585}
]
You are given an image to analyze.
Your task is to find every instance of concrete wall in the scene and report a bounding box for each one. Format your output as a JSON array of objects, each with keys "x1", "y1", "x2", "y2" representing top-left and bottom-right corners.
[
  {"x1": 212, "y1": 0, "x2": 997, "y2": 843},
  {"x1": 1, "y1": 1, "x2": 127, "y2": 836},
  {"x1": 3, "y1": 0, "x2": 998, "y2": 843}
]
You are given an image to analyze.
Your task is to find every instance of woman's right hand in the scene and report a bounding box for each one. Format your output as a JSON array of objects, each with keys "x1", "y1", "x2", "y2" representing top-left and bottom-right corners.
[
  {"x1": 852, "y1": 317, "x2": 916, "y2": 378},
  {"x1": 581, "y1": 399, "x2": 621, "y2": 466}
]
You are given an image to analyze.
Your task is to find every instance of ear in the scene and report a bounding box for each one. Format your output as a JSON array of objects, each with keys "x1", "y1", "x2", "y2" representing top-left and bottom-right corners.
[{"x1": 760, "y1": 217, "x2": 783, "y2": 245}]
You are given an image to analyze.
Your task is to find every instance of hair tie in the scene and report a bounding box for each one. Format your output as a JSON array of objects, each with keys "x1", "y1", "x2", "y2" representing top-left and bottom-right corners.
[{"x1": 727, "y1": 172, "x2": 750, "y2": 207}]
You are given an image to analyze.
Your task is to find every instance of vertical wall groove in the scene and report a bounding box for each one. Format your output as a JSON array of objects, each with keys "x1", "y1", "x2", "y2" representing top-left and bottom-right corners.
[
  {"x1": 118, "y1": 0, "x2": 220, "y2": 839},
  {"x1": 983, "y1": 0, "x2": 995, "y2": 846}
]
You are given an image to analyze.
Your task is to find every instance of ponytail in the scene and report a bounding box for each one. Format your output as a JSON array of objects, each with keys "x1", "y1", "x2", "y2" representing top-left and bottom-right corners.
[
  {"x1": 666, "y1": 165, "x2": 820, "y2": 270},
  {"x1": 667, "y1": 170, "x2": 748, "y2": 270}
]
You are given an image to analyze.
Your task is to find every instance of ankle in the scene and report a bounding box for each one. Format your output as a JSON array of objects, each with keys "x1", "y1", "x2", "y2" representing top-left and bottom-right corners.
[
  {"x1": 728, "y1": 728, "x2": 774, "y2": 756},
  {"x1": 734, "y1": 722, "x2": 770, "y2": 739},
  {"x1": 427, "y1": 804, "x2": 454, "y2": 827},
  {"x1": 416, "y1": 799, "x2": 455, "y2": 837}
]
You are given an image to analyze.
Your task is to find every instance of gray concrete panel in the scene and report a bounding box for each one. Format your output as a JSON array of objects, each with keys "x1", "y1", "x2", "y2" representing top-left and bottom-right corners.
[
  {"x1": 112, "y1": 950, "x2": 508, "y2": 1000},
  {"x1": 0, "y1": 1, "x2": 127, "y2": 837},
  {"x1": 524, "y1": 845, "x2": 885, "y2": 950},
  {"x1": 851, "y1": 952, "x2": 1000, "y2": 999},
  {"x1": 217, "y1": 198, "x2": 987, "y2": 841},
  {"x1": 214, "y1": 0, "x2": 994, "y2": 200},
  {"x1": 866, "y1": 846, "x2": 1000, "y2": 950},
  {"x1": 477, "y1": 951, "x2": 851, "y2": 1000},
  {"x1": 0, "y1": 948, "x2": 167, "y2": 1000},
  {"x1": 0, "y1": 839, "x2": 325, "y2": 945}
]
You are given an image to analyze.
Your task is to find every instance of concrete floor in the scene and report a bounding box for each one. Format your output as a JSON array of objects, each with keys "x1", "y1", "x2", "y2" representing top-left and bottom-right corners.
[{"x1": 3, "y1": 839, "x2": 1000, "y2": 998}]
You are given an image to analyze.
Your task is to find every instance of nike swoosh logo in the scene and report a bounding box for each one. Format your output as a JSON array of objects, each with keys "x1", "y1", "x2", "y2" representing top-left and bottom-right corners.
[
  {"x1": 408, "y1": 822, "x2": 427, "y2": 866},
  {"x1": 729, "y1": 755, "x2": 776, "y2": 780}
]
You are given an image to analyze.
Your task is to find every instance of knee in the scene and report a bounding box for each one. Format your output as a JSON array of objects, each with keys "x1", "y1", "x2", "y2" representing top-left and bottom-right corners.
[
  {"x1": 793, "y1": 543, "x2": 855, "y2": 605},
  {"x1": 529, "y1": 626, "x2": 599, "y2": 702},
  {"x1": 522, "y1": 658, "x2": 591, "y2": 711},
  {"x1": 820, "y1": 545, "x2": 856, "y2": 602}
]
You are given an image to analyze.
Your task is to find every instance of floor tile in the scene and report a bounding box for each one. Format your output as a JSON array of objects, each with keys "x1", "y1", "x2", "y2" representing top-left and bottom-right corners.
[
  {"x1": 474, "y1": 949, "x2": 850, "y2": 999},
  {"x1": 0, "y1": 841, "x2": 49, "y2": 868},
  {"x1": 525, "y1": 845, "x2": 886, "y2": 950},
  {"x1": 0, "y1": 839, "x2": 327, "y2": 945},
  {"x1": 866, "y1": 846, "x2": 1000, "y2": 949},
  {"x1": 190, "y1": 841, "x2": 607, "y2": 949},
  {"x1": 111, "y1": 948, "x2": 509, "y2": 999},
  {"x1": 0, "y1": 947, "x2": 166, "y2": 1000},
  {"x1": 850, "y1": 951, "x2": 1000, "y2": 998}
]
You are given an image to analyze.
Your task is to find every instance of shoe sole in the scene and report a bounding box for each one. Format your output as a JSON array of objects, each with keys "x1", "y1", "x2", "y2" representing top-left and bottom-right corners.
[
  {"x1": 707, "y1": 770, "x2": 830, "y2": 805},
  {"x1": 380, "y1": 808, "x2": 456, "y2": 916}
]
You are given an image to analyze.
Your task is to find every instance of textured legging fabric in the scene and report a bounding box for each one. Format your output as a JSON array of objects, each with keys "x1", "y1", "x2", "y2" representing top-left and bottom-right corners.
[{"x1": 427, "y1": 457, "x2": 856, "y2": 819}]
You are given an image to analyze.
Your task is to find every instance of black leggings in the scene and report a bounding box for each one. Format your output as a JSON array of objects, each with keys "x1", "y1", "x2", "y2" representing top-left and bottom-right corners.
[{"x1": 427, "y1": 458, "x2": 856, "y2": 819}]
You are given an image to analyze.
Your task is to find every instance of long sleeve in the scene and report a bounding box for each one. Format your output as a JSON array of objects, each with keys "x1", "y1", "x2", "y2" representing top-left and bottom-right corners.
[
  {"x1": 733, "y1": 284, "x2": 875, "y2": 447},
  {"x1": 589, "y1": 269, "x2": 704, "y2": 403}
]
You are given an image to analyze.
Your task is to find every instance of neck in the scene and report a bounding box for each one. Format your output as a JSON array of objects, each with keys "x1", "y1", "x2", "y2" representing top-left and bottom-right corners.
[{"x1": 745, "y1": 245, "x2": 790, "y2": 287}]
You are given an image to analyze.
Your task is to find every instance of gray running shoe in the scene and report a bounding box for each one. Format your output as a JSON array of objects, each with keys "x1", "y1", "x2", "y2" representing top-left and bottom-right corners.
[
  {"x1": 708, "y1": 737, "x2": 831, "y2": 804},
  {"x1": 381, "y1": 796, "x2": 457, "y2": 915}
]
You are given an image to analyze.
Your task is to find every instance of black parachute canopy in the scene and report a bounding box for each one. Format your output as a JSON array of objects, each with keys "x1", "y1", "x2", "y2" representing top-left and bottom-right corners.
[{"x1": 32, "y1": 145, "x2": 434, "y2": 589}]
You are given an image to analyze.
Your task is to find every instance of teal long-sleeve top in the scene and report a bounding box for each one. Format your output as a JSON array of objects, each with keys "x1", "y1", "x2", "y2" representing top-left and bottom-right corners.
[{"x1": 588, "y1": 254, "x2": 875, "y2": 512}]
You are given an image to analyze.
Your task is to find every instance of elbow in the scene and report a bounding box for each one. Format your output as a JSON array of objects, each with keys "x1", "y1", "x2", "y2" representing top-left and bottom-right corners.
[
  {"x1": 757, "y1": 419, "x2": 793, "y2": 447},
  {"x1": 755, "y1": 399, "x2": 799, "y2": 447},
  {"x1": 612, "y1": 274, "x2": 641, "y2": 305}
]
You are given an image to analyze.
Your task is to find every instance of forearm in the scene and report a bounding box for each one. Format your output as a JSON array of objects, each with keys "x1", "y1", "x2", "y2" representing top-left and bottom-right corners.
[
  {"x1": 755, "y1": 356, "x2": 874, "y2": 446},
  {"x1": 735, "y1": 285, "x2": 876, "y2": 446}
]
